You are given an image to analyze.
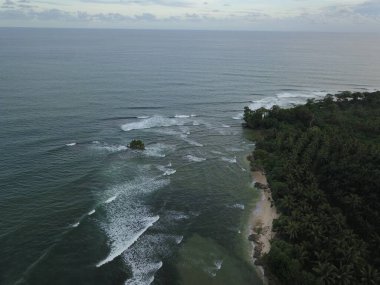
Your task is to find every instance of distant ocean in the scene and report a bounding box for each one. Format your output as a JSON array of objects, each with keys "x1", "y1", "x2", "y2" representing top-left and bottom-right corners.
[{"x1": 1, "y1": 28, "x2": 379, "y2": 285}]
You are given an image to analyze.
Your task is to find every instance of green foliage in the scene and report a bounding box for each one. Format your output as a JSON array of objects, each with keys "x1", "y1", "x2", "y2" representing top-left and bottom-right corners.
[
  {"x1": 245, "y1": 91, "x2": 380, "y2": 285},
  {"x1": 128, "y1": 139, "x2": 145, "y2": 150}
]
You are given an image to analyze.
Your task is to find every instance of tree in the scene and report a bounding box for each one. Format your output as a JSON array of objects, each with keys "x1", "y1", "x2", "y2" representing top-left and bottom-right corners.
[{"x1": 128, "y1": 139, "x2": 145, "y2": 150}]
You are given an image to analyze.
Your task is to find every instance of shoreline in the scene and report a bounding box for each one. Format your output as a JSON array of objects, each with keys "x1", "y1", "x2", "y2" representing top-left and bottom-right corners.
[{"x1": 248, "y1": 170, "x2": 279, "y2": 283}]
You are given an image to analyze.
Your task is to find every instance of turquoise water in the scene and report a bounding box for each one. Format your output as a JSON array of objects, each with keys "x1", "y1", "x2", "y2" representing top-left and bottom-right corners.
[{"x1": 1, "y1": 29, "x2": 380, "y2": 285}]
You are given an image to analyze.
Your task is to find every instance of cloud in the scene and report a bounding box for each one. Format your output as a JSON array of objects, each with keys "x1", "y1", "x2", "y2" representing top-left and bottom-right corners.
[
  {"x1": 352, "y1": 0, "x2": 380, "y2": 17},
  {"x1": 0, "y1": 0, "x2": 379, "y2": 31},
  {"x1": 80, "y1": 0, "x2": 192, "y2": 7}
]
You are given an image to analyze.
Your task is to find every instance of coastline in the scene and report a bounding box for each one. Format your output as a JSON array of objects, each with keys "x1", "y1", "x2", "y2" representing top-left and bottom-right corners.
[{"x1": 248, "y1": 169, "x2": 279, "y2": 283}]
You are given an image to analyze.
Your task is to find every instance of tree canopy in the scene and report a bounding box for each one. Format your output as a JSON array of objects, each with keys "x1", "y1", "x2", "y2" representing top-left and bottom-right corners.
[{"x1": 244, "y1": 91, "x2": 380, "y2": 285}]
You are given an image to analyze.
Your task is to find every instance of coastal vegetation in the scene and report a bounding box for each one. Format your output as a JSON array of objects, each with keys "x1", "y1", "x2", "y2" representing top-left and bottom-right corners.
[
  {"x1": 128, "y1": 139, "x2": 145, "y2": 150},
  {"x1": 244, "y1": 91, "x2": 380, "y2": 284}
]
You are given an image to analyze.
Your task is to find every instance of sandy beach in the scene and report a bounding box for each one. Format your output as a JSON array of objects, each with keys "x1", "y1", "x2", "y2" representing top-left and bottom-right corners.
[{"x1": 249, "y1": 170, "x2": 279, "y2": 266}]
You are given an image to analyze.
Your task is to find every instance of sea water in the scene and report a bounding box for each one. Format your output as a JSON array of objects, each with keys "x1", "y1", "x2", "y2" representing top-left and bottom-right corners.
[{"x1": 1, "y1": 29, "x2": 379, "y2": 285}]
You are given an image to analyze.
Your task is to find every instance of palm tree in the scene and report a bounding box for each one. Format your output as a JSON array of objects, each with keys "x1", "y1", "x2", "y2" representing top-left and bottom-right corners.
[
  {"x1": 285, "y1": 220, "x2": 300, "y2": 240},
  {"x1": 360, "y1": 265, "x2": 380, "y2": 285},
  {"x1": 313, "y1": 262, "x2": 338, "y2": 285},
  {"x1": 335, "y1": 262, "x2": 354, "y2": 285}
]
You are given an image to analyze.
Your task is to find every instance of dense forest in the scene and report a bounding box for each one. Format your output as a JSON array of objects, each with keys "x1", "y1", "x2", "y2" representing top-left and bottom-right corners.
[{"x1": 244, "y1": 91, "x2": 380, "y2": 285}]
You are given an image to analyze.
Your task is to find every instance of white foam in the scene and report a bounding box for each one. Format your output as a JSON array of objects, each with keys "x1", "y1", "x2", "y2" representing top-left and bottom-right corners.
[
  {"x1": 66, "y1": 142, "x2": 76, "y2": 147},
  {"x1": 229, "y1": 203, "x2": 245, "y2": 210},
  {"x1": 171, "y1": 212, "x2": 189, "y2": 221},
  {"x1": 105, "y1": 196, "x2": 117, "y2": 204},
  {"x1": 184, "y1": 155, "x2": 206, "y2": 162},
  {"x1": 232, "y1": 113, "x2": 243, "y2": 120},
  {"x1": 157, "y1": 165, "x2": 176, "y2": 176},
  {"x1": 215, "y1": 259, "x2": 223, "y2": 270},
  {"x1": 222, "y1": 124, "x2": 231, "y2": 128},
  {"x1": 248, "y1": 90, "x2": 328, "y2": 111},
  {"x1": 192, "y1": 121, "x2": 200, "y2": 126},
  {"x1": 104, "y1": 145, "x2": 128, "y2": 152},
  {"x1": 174, "y1": 114, "x2": 190, "y2": 118},
  {"x1": 121, "y1": 115, "x2": 187, "y2": 131},
  {"x1": 175, "y1": 236, "x2": 184, "y2": 244},
  {"x1": 163, "y1": 169, "x2": 176, "y2": 176},
  {"x1": 144, "y1": 143, "x2": 175, "y2": 158},
  {"x1": 122, "y1": 231, "x2": 180, "y2": 285},
  {"x1": 211, "y1": 150, "x2": 223, "y2": 155},
  {"x1": 98, "y1": 177, "x2": 170, "y2": 277},
  {"x1": 137, "y1": 116, "x2": 150, "y2": 119},
  {"x1": 72, "y1": 222, "x2": 80, "y2": 228},
  {"x1": 226, "y1": 147, "x2": 244, "y2": 152},
  {"x1": 221, "y1": 156, "x2": 237, "y2": 164},
  {"x1": 97, "y1": 216, "x2": 159, "y2": 267},
  {"x1": 183, "y1": 138, "x2": 203, "y2": 147},
  {"x1": 88, "y1": 210, "x2": 96, "y2": 215},
  {"x1": 91, "y1": 141, "x2": 128, "y2": 153}
]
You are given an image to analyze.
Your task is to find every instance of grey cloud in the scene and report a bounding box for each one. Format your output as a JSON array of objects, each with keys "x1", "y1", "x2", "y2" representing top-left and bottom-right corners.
[
  {"x1": 353, "y1": 0, "x2": 380, "y2": 17},
  {"x1": 80, "y1": 0, "x2": 192, "y2": 8},
  {"x1": 134, "y1": 12, "x2": 156, "y2": 21},
  {"x1": 2, "y1": 0, "x2": 16, "y2": 8}
]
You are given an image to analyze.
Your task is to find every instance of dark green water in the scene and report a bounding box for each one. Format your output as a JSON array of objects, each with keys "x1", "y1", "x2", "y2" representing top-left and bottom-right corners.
[{"x1": 1, "y1": 28, "x2": 379, "y2": 285}]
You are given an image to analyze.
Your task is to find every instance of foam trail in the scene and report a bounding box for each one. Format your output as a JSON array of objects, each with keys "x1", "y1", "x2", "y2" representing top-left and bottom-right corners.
[
  {"x1": 157, "y1": 165, "x2": 176, "y2": 176},
  {"x1": 137, "y1": 116, "x2": 150, "y2": 119},
  {"x1": 144, "y1": 143, "x2": 175, "y2": 158},
  {"x1": 215, "y1": 259, "x2": 223, "y2": 270},
  {"x1": 72, "y1": 222, "x2": 80, "y2": 228},
  {"x1": 88, "y1": 210, "x2": 95, "y2": 215},
  {"x1": 105, "y1": 196, "x2": 117, "y2": 204},
  {"x1": 163, "y1": 169, "x2": 176, "y2": 176},
  {"x1": 184, "y1": 155, "x2": 206, "y2": 162},
  {"x1": 184, "y1": 138, "x2": 203, "y2": 147},
  {"x1": 91, "y1": 141, "x2": 128, "y2": 153},
  {"x1": 66, "y1": 142, "x2": 76, "y2": 147},
  {"x1": 96, "y1": 216, "x2": 159, "y2": 267},
  {"x1": 229, "y1": 203, "x2": 245, "y2": 210},
  {"x1": 221, "y1": 156, "x2": 237, "y2": 164},
  {"x1": 232, "y1": 114, "x2": 243, "y2": 120}
]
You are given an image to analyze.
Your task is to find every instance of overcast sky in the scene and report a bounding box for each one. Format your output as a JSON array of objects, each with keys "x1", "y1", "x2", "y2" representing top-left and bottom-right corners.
[{"x1": 0, "y1": 0, "x2": 379, "y2": 31}]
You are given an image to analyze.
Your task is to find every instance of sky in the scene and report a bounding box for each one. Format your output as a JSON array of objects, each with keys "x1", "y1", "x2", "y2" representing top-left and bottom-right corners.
[{"x1": 0, "y1": 0, "x2": 379, "y2": 31}]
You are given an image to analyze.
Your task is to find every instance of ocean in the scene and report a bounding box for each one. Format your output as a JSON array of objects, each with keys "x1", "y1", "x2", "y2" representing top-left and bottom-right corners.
[{"x1": 1, "y1": 28, "x2": 379, "y2": 285}]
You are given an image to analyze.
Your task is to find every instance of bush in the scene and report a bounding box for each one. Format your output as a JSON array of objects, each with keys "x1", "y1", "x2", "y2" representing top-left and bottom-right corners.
[{"x1": 128, "y1": 139, "x2": 145, "y2": 150}]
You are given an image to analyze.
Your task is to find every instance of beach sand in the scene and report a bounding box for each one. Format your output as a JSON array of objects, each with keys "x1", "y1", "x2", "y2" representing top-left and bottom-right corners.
[{"x1": 249, "y1": 170, "x2": 279, "y2": 282}]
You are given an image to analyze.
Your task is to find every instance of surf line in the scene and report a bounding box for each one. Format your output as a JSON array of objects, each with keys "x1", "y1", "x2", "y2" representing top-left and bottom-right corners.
[{"x1": 96, "y1": 216, "x2": 160, "y2": 267}]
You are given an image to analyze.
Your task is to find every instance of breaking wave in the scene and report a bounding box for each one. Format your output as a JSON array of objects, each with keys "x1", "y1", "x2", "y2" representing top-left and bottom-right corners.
[
  {"x1": 233, "y1": 90, "x2": 329, "y2": 120},
  {"x1": 96, "y1": 216, "x2": 159, "y2": 267},
  {"x1": 97, "y1": 177, "x2": 169, "y2": 268},
  {"x1": 249, "y1": 90, "x2": 328, "y2": 110},
  {"x1": 121, "y1": 115, "x2": 188, "y2": 131}
]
